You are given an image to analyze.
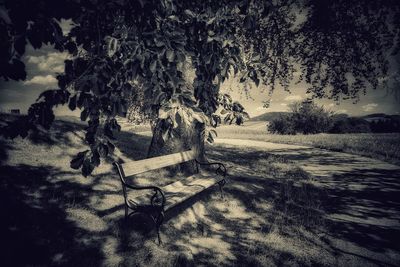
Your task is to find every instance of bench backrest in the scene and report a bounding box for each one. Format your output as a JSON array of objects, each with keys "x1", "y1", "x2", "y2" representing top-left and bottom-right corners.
[{"x1": 117, "y1": 149, "x2": 197, "y2": 178}]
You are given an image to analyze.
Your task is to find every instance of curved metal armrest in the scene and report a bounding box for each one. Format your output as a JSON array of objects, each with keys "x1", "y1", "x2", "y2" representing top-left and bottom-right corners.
[
  {"x1": 195, "y1": 159, "x2": 227, "y2": 177},
  {"x1": 124, "y1": 183, "x2": 166, "y2": 208}
]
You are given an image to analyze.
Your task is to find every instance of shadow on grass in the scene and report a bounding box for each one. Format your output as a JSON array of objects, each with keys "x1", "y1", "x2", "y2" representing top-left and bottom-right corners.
[
  {"x1": 0, "y1": 164, "x2": 105, "y2": 266},
  {"x1": 1, "y1": 122, "x2": 328, "y2": 266},
  {"x1": 237, "y1": 142, "x2": 400, "y2": 265},
  {"x1": 320, "y1": 167, "x2": 400, "y2": 261}
]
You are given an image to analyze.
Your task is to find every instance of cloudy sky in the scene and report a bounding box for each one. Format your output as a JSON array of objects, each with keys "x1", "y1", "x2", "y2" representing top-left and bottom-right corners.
[
  {"x1": 220, "y1": 73, "x2": 400, "y2": 117},
  {"x1": 0, "y1": 31, "x2": 399, "y2": 118}
]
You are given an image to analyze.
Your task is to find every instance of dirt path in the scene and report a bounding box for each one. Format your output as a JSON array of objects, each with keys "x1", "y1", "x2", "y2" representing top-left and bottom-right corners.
[{"x1": 214, "y1": 138, "x2": 400, "y2": 267}]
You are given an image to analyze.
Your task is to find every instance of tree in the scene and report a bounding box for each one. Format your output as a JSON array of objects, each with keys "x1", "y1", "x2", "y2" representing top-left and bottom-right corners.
[
  {"x1": 268, "y1": 100, "x2": 332, "y2": 134},
  {"x1": 1, "y1": 0, "x2": 399, "y2": 175},
  {"x1": 329, "y1": 117, "x2": 371, "y2": 133}
]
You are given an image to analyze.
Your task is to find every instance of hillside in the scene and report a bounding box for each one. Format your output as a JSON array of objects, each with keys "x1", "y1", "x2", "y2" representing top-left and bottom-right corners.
[{"x1": 250, "y1": 111, "x2": 289, "y2": 121}]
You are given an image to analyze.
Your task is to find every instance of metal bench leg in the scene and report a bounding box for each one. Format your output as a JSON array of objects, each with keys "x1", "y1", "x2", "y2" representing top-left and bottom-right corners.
[
  {"x1": 124, "y1": 205, "x2": 128, "y2": 220},
  {"x1": 151, "y1": 209, "x2": 165, "y2": 245},
  {"x1": 218, "y1": 179, "x2": 226, "y2": 199},
  {"x1": 156, "y1": 210, "x2": 165, "y2": 245}
]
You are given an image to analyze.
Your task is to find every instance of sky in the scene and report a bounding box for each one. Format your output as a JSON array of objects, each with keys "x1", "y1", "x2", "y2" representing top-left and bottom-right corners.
[
  {"x1": 220, "y1": 73, "x2": 400, "y2": 117},
  {"x1": 0, "y1": 20, "x2": 399, "y2": 118}
]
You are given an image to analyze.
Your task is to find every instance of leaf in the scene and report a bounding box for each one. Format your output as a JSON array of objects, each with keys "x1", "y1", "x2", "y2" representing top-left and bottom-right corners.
[
  {"x1": 161, "y1": 129, "x2": 169, "y2": 142},
  {"x1": 207, "y1": 132, "x2": 214, "y2": 143},
  {"x1": 14, "y1": 36, "x2": 26, "y2": 55},
  {"x1": 254, "y1": 75, "x2": 260, "y2": 87},
  {"x1": 207, "y1": 18, "x2": 216, "y2": 25},
  {"x1": 70, "y1": 150, "x2": 88, "y2": 169},
  {"x1": 98, "y1": 143, "x2": 108, "y2": 157},
  {"x1": 80, "y1": 108, "x2": 89, "y2": 121},
  {"x1": 91, "y1": 150, "x2": 100, "y2": 167},
  {"x1": 107, "y1": 141, "x2": 115, "y2": 154},
  {"x1": 107, "y1": 37, "x2": 118, "y2": 57},
  {"x1": 68, "y1": 95, "x2": 77, "y2": 110},
  {"x1": 149, "y1": 60, "x2": 157, "y2": 73},
  {"x1": 158, "y1": 108, "x2": 169, "y2": 119},
  {"x1": 166, "y1": 50, "x2": 175, "y2": 62},
  {"x1": 209, "y1": 129, "x2": 218, "y2": 137},
  {"x1": 82, "y1": 158, "x2": 94, "y2": 177},
  {"x1": 184, "y1": 9, "x2": 195, "y2": 17},
  {"x1": 224, "y1": 113, "x2": 232, "y2": 124},
  {"x1": 192, "y1": 112, "x2": 204, "y2": 123}
]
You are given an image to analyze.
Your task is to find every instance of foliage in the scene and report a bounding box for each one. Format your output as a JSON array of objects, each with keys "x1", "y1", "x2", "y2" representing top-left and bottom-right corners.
[
  {"x1": 267, "y1": 115, "x2": 296, "y2": 135},
  {"x1": 1, "y1": 0, "x2": 399, "y2": 175},
  {"x1": 329, "y1": 117, "x2": 371, "y2": 133},
  {"x1": 268, "y1": 100, "x2": 333, "y2": 134},
  {"x1": 217, "y1": 94, "x2": 250, "y2": 126},
  {"x1": 370, "y1": 117, "x2": 400, "y2": 133}
]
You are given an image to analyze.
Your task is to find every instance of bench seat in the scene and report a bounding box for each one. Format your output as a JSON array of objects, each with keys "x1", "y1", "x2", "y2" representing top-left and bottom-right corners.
[{"x1": 127, "y1": 172, "x2": 222, "y2": 210}]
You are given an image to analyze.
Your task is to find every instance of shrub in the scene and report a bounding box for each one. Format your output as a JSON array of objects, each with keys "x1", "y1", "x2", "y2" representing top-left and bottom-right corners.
[
  {"x1": 268, "y1": 100, "x2": 333, "y2": 134},
  {"x1": 370, "y1": 118, "x2": 400, "y2": 133},
  {"x1": 268, "y1": 115, "x2": 296, "y2": 134},
  {"x1": 329, "y1": 118, "x2": 371, "y2": 133}
]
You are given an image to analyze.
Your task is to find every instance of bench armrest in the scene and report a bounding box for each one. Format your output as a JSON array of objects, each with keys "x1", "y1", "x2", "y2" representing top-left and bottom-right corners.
[
  {"x1": 114, "y1": 162, "x2": 166, "y2": 208},
  {"x1": 195, "y1": 159, "x2": 227, "y2": 177},
  {"x1": 124, "y1": 183, "x2": 166, "y2": 208}
]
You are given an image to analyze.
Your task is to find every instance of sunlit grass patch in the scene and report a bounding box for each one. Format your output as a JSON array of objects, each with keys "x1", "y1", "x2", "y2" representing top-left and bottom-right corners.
[{"x1": 216, "y1": 122, "x2": 400, "y2": 165}]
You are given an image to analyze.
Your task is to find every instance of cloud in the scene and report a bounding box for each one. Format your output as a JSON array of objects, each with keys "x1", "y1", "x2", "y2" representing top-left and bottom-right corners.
[
  {"x1": 280, "y1": 103, "x2": 287, "y2": 106},
  {"x1": 284, "y1": 95, "x2": 302, "y2": 102},
  {"x1": 58, "y1": 19, "x2": 75, "y2": 35},
  {"x1": 336, "y1": 109, "x2": 348, "y2": 114},
  {"x1": 362, "y1": 103, "x2": 378, "y2": 112},
  {"x1": 24, "y1": 75, "x2": 57, "y2": 86},
  {"x1": 26, "y1": 52, "x2": 68, "y2": 73}
]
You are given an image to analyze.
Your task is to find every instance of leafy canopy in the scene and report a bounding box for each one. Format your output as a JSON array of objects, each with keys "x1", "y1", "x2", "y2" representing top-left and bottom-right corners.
[{"x1": 0, "y1": 0, "x2": 399, "y2": 175}]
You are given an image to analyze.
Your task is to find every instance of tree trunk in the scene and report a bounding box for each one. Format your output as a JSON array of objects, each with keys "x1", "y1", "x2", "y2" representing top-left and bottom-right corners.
[{"x1": 147, "y1": 120, "x2": 206, "y2": 175}]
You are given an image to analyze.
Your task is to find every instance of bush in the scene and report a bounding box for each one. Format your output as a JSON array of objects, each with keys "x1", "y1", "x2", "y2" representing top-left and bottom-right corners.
[
  {"x1": 268, "y1": 115, "x2": 296, "y2": 134},
  {"x1": 370, "y1": 118, "x2": 400, "y2": 133},
  {"x1": 329, "y1": 117, "x2": 371, "y2": 133},
  {"x1": 268, "y1": 100, "x2": 333, "y2": 134}
]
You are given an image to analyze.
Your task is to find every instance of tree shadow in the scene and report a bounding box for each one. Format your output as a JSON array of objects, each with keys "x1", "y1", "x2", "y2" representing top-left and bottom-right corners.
[
  {"x1": 257, "y1": 144, "x2": 400, "y2": 265},
  {"x1": 0, "y1": 164, "x2": 106, "y2": 267},
  {"x1": 0, "y1": 138, "x2": 11, "y2": 165},
  {"x1": 113, "y1": 130, "x2": 152, "y2": 160},
  {"x1": 0, "y1": 120, "x2": 331, "y2": 266},
  {"x1": 137, "y1": 144, "x2": 328, "y2": 266},
  {"x1": 320, "y1": 168, "x2": 400, "y2": 255}
]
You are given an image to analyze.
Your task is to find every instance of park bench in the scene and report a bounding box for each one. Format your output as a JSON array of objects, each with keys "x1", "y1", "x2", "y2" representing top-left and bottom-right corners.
[{"x1": 114, "y1": 149, "x2": 227, "y2": 243}]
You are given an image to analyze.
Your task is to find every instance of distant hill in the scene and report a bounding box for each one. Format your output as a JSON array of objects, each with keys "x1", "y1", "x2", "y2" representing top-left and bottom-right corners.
[
  {"x1": 362, "y1": 113, "x2": 387, "y2": 118},
  {"x1": 250, "y1": 112, "x2": 289, "y2": 121},
  {"x1": 359, "y1": 113, "x2": 400, "y2": 122}
]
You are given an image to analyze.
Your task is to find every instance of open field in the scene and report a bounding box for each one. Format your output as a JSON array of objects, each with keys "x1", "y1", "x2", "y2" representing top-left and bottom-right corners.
[
  {"x1": 0, "y1": 117, "x2": 329, "y2": 266},
  {"x1": 216, "y1": 121, "x2": 400, "y2": 165}
]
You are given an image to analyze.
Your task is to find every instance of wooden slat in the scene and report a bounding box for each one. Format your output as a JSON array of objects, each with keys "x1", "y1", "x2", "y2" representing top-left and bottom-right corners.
[
  {"x1": 127, "y1": 173, "x2": 223, "y2": 210},
  {"x1": 164, "y1": 174, "x2": 221, "y2": 210},
  {"x1": 121, "y1": 149, "x2": 197, "y2": 177}
]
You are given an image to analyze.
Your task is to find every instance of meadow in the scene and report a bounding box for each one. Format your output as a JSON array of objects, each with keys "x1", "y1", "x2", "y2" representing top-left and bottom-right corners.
[
  {"x1": 216, "y1": 121, "x2": 400, "y2": 166},
  {"x1": 0, "y1": 117, "x2": 329, "y2": 266}
]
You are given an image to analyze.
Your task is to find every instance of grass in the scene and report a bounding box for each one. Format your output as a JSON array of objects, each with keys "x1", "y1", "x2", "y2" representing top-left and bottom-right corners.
[
  {"x1": 0, "y1": 116, "x2": 331, "y2": 266},
  {"x1": 216, "y1": 122, "x2": 400, "y2": 165}
]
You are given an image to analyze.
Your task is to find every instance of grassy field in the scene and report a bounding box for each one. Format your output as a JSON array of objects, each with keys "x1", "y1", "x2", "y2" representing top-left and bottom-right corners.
[
  {"x1": 216, "y1": 121, "x2": 400, "y2": 165},
  {"x1": 0, "y1": 117, "x2": 331, "y2": 266}
]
